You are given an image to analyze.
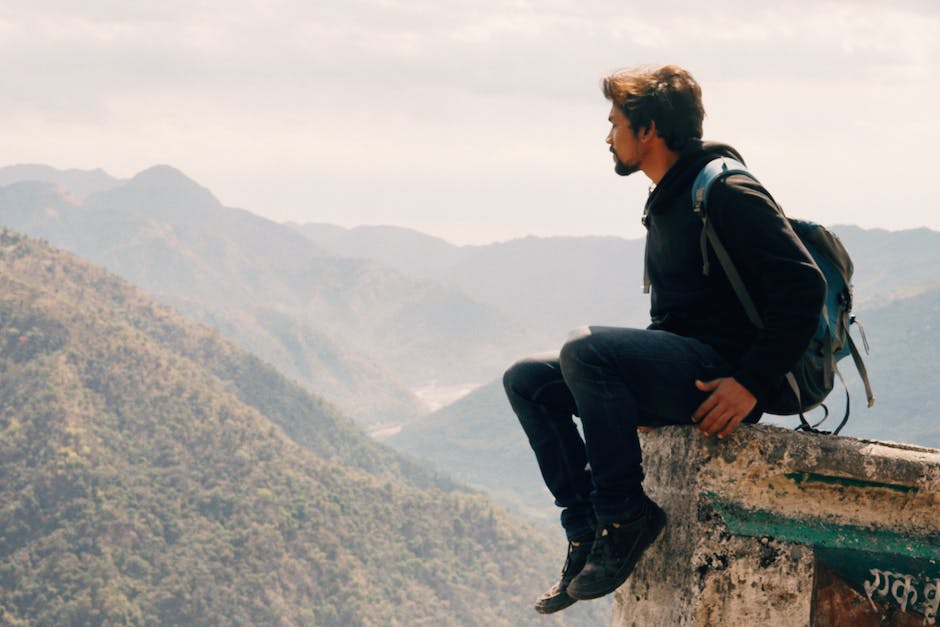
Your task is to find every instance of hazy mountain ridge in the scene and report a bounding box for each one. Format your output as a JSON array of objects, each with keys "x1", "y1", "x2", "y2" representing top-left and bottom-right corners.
[
  {"x1": 830, "y1": 224, "x2": 940, "y2": 307},
  {"x1": 290, "y1": 223, "x2": 474, "y2": 280},
  {"x1": 0, "y1": 230, "x2": 608, "y2": 626},
  {"x1": 440, "y1": 235, "x2": 650, "y2": 337},
  {"x1": 167, "y1": 300, "x2": 427, "y2": 427},
  {"x1": 0, "y1": 164, "x2": 122, "y2": 200},
  {"x1": 294, "y1": 224, "x2": 651, "y2": 338},
  {"x1": 0, "y1": 166, "x2": 549, "y2": 426},
  {"x1": 291, "y1": 223, "x2": 940, "y2": 333},
  {"x1": 275, "y1": 255, "x2": 543, "y2": 387}
]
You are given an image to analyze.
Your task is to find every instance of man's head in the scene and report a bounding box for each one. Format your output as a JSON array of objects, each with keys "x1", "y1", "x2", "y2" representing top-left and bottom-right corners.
[{"x1": 602, "y1": 65, "x2": 704, "y2": 178}]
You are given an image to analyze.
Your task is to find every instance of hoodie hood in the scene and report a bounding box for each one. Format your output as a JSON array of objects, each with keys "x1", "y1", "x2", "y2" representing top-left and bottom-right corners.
[{"x1": 645, "y1": 140, "x2": 745, "y2": 216}]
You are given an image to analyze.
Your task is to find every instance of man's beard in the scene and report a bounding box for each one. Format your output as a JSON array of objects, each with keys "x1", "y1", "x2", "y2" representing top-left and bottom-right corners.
[
  {"x1": 612, "y1": 149, "x2": 639, "y2": 177},
  {"x1": 614, "y1": 157, "x2": 640, "y2": 177}
]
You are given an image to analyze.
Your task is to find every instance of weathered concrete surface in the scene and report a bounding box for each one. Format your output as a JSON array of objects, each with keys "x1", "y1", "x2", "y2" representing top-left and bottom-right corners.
[{"x1": 612, "y1": 424, "x2": 940, "y2": 626}]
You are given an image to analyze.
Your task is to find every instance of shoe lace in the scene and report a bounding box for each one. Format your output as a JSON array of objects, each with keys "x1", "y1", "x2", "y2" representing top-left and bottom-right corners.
[
  {"x1": 561, "y1": 540, "x2": 589, "y2": 580},
  {"x1": 561, "y1": 541, "x2": 578, "y2": 575}
]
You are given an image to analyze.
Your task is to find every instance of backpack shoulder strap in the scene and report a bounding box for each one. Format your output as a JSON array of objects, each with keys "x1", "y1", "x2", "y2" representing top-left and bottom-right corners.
[
  {"x1": 692, "y1": 157, "x2": 752, "y2": 213},
  {"x1": 641, "y1": 157, "x2": 754, "y2": 294},
  {"x1": 691, "y1": 157, "x2": 764, "y2": 329},
  {"x1": 699, "y1": 218, "x2": 764, "y2": 329}
]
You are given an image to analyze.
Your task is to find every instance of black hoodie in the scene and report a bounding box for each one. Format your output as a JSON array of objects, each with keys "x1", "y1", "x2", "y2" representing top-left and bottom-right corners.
[{"x1": 643, "y1": 140, "x2": 825, "y2": 405}]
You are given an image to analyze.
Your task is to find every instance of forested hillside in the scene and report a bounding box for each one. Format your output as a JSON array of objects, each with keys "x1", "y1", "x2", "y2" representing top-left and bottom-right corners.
[
  {"x1": 0, "y1": 230, "x2": 605, "y2": 626},
  {"x1": 386, "y1": 379, "x2": 551, "y2": 525}
]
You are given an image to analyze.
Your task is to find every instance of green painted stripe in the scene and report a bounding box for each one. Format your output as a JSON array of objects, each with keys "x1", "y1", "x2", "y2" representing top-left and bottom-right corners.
[
  {"x1": 706, "y1": 493, "x2": 940, "y2": 561},
  {"x1": 785, "y1": 471, "x2": 919, "y2": 494}
]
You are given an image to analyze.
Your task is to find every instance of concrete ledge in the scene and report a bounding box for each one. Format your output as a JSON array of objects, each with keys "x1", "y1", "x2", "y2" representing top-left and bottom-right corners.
[{"x1": 614, "y1": 424, "x2": 940, "y2": 626}]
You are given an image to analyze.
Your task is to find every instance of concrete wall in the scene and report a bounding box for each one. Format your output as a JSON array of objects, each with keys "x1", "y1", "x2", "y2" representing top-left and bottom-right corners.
[{"x1": 612, "y1": 425, "x2": 940, "y2": 626}]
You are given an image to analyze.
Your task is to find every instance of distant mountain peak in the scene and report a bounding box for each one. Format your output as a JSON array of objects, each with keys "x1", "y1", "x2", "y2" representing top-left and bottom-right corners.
[
  {"x1": 132, "y1": 163, "x2": 194, "y2": 182},
  {"x1": 125, "y1": 164, "x2": 220, "y2": 205},
  {"x1": 85, "y1": 164, "x2": 223, "y2": 216}
]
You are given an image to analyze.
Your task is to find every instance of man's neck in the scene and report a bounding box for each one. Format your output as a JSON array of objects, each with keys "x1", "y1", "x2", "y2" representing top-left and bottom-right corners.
[{"x1": 643, "y1": 148, "x2": 681, "y2": 185}]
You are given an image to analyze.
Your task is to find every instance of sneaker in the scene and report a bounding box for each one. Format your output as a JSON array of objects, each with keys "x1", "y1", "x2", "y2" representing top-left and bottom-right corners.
[
  {"x1": 566, "y1": 497, "x2": 666, "y2": 601},
  {"x1": 533, "y1": 537, "x2": 593, "y2": 614}
]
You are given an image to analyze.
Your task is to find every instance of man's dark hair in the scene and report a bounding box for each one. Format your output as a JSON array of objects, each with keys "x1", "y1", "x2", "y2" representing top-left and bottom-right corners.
[{"x1": 602, "y1": 65, "x2": 705, "y2": 150}]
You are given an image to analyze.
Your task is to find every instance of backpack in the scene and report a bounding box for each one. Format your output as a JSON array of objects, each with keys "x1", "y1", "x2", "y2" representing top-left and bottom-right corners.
[{"x1": 690, "y1": 157, "x2": 874, "y2": 434}]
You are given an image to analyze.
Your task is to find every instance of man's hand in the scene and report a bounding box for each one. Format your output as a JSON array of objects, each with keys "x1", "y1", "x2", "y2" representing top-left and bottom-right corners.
[{"x1": 692, "y1": 377, "x2": 757, "y2": 439}]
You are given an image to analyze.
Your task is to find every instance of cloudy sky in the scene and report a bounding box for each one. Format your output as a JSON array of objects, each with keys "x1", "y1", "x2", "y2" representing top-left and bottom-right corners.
[{"x1": 2, "y1": 1, "x2": 938, "y2": 244}]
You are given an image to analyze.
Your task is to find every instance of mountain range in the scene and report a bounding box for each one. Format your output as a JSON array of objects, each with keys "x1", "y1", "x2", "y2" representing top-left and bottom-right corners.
[
  {"x1": 1, "y1": 161, "x2": 935, "y2": 622},
  {"x1": 294, "y1": 223, "x2": 651, "y2": 338},
  {"x1": 0, "y1": 165, "x2": 548, "y2": 428},
  {"x1": 0, "y1": 229, "x2": 608, "y2": 625},
  {"x1": 4, "y1": 162, "x2": 937, "y2": 435}
]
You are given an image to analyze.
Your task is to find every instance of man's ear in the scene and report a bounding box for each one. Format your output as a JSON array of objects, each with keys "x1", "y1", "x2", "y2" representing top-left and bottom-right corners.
[{"x1": 640, "y1": 121, "x2": 657, "y2": 142}]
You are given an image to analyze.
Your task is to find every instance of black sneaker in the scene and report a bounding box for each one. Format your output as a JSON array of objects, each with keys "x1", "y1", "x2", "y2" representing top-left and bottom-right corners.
[
  {"x1": 534, "y1": 538, "x2": 593, "y2": 614},
  {"x1": 566, "y1": 498, "x2": 666, "y2": 601}
]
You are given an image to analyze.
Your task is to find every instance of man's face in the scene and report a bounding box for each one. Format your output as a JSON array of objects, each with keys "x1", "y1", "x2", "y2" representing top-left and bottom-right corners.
[{"x1": 606, "y1": 105, "x2": 642, "y2": 177}]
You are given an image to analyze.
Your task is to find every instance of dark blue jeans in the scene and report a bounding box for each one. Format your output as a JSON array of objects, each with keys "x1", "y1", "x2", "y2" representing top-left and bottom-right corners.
[{"x1": 503, "y1": 326, "x2": 754, "y2": 540}]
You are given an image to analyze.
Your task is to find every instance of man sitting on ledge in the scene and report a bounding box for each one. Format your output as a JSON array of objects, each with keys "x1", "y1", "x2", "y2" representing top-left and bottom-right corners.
[{"x1": 502, "y1": 64, "x2": 825, "y2": 614}]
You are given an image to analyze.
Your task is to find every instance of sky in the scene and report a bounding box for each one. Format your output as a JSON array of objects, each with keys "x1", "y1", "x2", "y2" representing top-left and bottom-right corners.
[{"x1": 1, "y1": 0, "x2": 938, "y2": 245}]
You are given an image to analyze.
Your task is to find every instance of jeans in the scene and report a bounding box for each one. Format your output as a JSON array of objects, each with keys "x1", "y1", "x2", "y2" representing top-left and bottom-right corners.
[{"x1": 503, "y1": 326, "x2": 755, "y2": 540}]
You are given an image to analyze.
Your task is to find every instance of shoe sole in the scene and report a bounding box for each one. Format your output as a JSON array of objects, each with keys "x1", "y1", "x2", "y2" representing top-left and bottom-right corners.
[
  {"x1": 566, "y1": 502, "x2": 667, "y2": 600},
  {"x1": 534, "y1": 592, "x2": 577, "y2": 614}
]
